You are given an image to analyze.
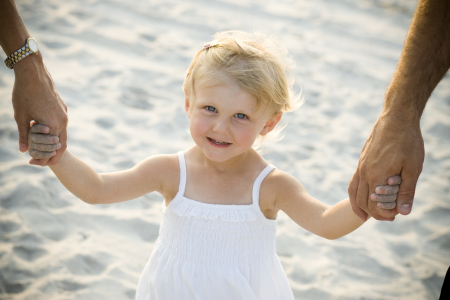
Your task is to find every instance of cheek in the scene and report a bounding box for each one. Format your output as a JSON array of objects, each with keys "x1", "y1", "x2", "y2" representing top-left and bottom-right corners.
[
  {"x1": 234, "y1": 125, "x2": 260, "y2": 145},
  {"x1": 190, "y1": 114, "x2": 209, "y2": 136}
]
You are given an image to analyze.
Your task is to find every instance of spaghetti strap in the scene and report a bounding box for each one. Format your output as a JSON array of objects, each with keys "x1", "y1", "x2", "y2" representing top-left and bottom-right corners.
[
  {"x1": 177, "y1": 151, "x2": 187, "y2": 196},
  {"x1": 252, "y1": 164, "x2": 276, "y2": 207}
]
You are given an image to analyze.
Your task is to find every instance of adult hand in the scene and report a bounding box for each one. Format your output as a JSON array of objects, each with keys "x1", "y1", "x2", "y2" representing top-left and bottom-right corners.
[
  {"x1": 12, "y1": 55, "x2": 68, "y2": 166},
  {"x1": 348, "y1": 111, "x2": 425, "y2": 221}
]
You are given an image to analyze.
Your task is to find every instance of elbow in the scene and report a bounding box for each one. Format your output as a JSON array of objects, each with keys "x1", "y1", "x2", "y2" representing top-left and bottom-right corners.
[
  {"x1": 320, "y1": 231, "x2": 343, "y2": 240},
  {"x1": 323, "y1": 235, "x2": 340, "y2": 241},
  {"x1": 79, "y1": 193, "x2": 103, "y2": 205},
  {"x1": 80, "y1": 197, "x2": 98, "y2": 205}
]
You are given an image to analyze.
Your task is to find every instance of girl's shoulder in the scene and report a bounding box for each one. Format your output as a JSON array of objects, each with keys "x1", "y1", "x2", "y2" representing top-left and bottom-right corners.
[
  {"x1": 259, "y1": 167, "x2": 307, "y2": 212},
  {"x1": 134, "y1": 153, "x2": 180, "y2": 200},
  {"x1": 260, "y1": 168, "x2": 300, "y2": 196}
]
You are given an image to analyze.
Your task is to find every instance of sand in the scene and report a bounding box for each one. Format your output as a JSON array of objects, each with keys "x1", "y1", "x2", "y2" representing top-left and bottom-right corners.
[{"x1": 1, "y1": 0, "x2": 449, "y2": 299}]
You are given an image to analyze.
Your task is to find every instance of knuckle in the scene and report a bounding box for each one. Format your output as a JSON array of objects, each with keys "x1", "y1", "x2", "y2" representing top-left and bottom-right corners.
[
  {"x1": 348, "y1": 183, "x2": 356, "y2": 196},
  {"x1": 29, "y1": 150, "x2": 41, "y2": 159},
  {"x1": 61, "y1": 114, "x2": 69, "y2": 125},
  {"x1": 375, "y1": 186, "x2": 386, "y2": 194},
  {"x1": 45, "y1": 120, "x2": 59, "y2": 130},
  {"x1": 382, "y1": 202, "x2": 396, "y2": 209},
  {"x1": 398, "y1": 189, "x2": 415, "y2": 203}
]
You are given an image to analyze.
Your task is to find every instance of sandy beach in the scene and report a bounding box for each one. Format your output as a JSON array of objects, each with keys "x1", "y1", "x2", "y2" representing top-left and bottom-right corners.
[{"x1": 1, "y1": 0, "x2": 449, "y2": 299}]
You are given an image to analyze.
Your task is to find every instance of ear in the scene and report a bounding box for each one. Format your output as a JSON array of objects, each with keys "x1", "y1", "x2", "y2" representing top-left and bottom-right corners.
[
  {"x1": 260, "y1": 112, "x2": 283, "y2": 136},
  {"x1": 184, "y1": 94, "x2": 191, "y2": 118}
]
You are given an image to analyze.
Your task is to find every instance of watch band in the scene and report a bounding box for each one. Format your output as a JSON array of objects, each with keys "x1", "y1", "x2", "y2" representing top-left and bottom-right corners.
[{"x1": 4, "y1": 37, "x2": 39, "y2": 69}]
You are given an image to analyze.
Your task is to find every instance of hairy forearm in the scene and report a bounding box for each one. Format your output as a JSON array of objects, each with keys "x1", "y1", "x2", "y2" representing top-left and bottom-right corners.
[
  {"x1": 49, "y1": 150, "x2": 104, "y2": 204},
  {"x1": 384, "y1": 0, "x2": 450, "y2": 122},
  {"x1": 1, "y1": 0, "x2": 46, "y2": 79},
  {"x1": 321, "y1": 199, "x2": 366, "y2": 240},
  {"x1": 0, "y1": 0, "x2": 30, "y2": 54}
]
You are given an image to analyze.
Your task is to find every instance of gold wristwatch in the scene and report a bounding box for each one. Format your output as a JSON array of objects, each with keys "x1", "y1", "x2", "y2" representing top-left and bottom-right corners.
[{"x1": 4, "y1": 38, "x2": 39, "y2": 69}]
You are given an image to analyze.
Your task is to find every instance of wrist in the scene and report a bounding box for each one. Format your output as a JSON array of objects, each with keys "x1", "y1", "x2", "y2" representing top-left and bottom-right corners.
[
  {"x1": 13, "y1": 52, "x2": 45, "y2": 79},
  {"x1": 381, "y1": 88, "x2": 423, "y2": 125}
]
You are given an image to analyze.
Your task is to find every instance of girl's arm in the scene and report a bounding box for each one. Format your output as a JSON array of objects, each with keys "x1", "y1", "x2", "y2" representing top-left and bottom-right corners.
[
  {"x1": 49, "y1": 151, "x2": 172, "y2": 205},
  {"x1": 270, "y1": 170, "x2": 398, "y2": 240},
  {"x1": 28, "y1": 124, "x2": 176, "y2": 205}
]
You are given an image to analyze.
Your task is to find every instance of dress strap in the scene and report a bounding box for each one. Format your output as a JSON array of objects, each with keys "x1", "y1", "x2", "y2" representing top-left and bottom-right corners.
[
  {"x1": 177, "y1": 151, "x2": 187, "y2": 196},
  {"x1": 252, "y1": 164, "x2": 276, "y2": 207}
]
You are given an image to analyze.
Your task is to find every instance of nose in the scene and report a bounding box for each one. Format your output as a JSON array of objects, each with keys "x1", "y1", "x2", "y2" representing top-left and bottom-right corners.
[{"x1": 213, "y1": 117, "x2": 229, "y2": 135}]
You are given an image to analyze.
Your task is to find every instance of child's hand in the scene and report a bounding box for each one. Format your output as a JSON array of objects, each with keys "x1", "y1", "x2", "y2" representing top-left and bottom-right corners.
[
  {"x1": 371, "y1": 175, "x2": 402, "y2": 209},
  {"x1": 28, "y1": 123, "x2": 61, "y2": 165}
]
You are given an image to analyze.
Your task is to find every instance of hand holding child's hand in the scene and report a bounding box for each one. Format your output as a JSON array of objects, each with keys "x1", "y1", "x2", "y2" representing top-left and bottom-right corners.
[
  {"x1": 28, "y1": 123, "x2": 61, "y2": 165},
  {"x1": 372, "y1": 175, "x2": 402, "y2": 210}
]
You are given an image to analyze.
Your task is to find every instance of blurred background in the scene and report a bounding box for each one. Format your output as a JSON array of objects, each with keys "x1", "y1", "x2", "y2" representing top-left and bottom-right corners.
[{"x1": 1, "y1": 0, "x2": 449, "y2": 299}]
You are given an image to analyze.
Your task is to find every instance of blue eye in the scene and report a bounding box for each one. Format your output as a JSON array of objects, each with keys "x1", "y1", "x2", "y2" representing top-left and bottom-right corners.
[
  {"x1": 205, "y1": 106, "x2": 217, "y2": 112},
  {"x1": 235, "y1": 113, "x2": 247, "y2": 119}
]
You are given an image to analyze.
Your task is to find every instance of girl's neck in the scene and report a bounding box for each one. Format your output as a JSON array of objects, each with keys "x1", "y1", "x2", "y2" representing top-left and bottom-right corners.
[{"x1": 187, "y1": 145, "x2": 260, "y2": 174}]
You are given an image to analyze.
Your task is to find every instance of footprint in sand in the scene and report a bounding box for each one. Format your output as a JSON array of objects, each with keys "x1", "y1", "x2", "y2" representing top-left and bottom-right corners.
[
  {"x1": 64, "y1": 254, "x2": 108, "y2": 276},
  {"x1": 13, "y1": 245, "x2": 47, "y2": 262}
]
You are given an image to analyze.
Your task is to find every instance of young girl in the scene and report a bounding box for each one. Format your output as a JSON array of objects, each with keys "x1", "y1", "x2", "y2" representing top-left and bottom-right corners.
[{"x1": 28, "y1": 31, "x2": 400, "y2": 300}]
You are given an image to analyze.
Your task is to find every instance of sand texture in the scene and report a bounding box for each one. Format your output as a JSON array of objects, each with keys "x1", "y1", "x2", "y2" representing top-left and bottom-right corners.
[{"x1": 1, "y1": 0, "x2": 449, "y2": 299}]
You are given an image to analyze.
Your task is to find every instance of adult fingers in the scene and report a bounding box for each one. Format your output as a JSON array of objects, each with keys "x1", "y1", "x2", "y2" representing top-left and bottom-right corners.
[
  {"x1": 355, "y1": 177, "x2": 395, "y2": 220},
  {"x1": 30, "y1": 123, "x2": 50, "y2": 134},
  {"x1": 15, "y1": 115, "x2": 30, "y2": 153},
  {"x1": 375, "y1": 185, "x2": 399, "y2": 195},
  {"x1": 371, "y1": 193, "x2": 397, "y2": 202},
  {"x1": 29, "y1": 133, "x2": 59, "y2": 144},
  {"x1": 388, "y1": 175, "x2": 402, "y2": 185},
  {"x1": 376, "y1": 201, "x2": 396, "y2": 210},
  {"x1": 366, "y1": 176, "x2": 397, "y2": 220},
  {"x1": 349, "y1": 171, "x2": 368, "y2": 222},
  {"x1": 47, "y1": 126, "x2": 67, "y2": 166},
  {"x1": 396, "y1": 169, "x2": 419, "y2": 215},
  {"x1": 28, "y1": 148, "x2": 56, "y2": 160},
  {"x1": 32, "y1": 143, "x2": 61, "y2": 152}
]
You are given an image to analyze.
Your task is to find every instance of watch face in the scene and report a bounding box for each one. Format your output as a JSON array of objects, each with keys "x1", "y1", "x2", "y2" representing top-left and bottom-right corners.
[{"x1": 28, "y1": 39, "x2": 38, "y2": 53}]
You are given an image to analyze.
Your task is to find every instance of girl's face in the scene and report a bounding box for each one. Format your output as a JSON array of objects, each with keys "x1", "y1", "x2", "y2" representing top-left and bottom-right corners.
[{"x1": 185, "y1": 72, "x2": 281, "y2": 163}]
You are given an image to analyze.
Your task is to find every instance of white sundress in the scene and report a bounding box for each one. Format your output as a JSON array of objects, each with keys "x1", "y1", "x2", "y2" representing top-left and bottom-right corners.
[{"x1": 135, "y1": 151, "x2": 294, "y2": 300}]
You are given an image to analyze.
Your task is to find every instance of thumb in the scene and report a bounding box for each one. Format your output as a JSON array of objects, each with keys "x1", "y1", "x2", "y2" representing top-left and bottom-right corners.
[
  {"x1": 16, "y1": 117, "x2": 30, "y2": 153},
  {"x1": 396, "y1": 171, "x2": 419, "y2": 215}
]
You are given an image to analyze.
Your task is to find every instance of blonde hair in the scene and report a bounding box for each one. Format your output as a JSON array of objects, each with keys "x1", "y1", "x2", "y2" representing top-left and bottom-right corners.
[{"x1": 183, "y1": 30, "x2": 300, "y2": 141}]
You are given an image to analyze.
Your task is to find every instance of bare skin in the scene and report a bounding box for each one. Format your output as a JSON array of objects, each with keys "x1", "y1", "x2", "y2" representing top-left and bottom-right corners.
[
  {"x1": 29, "y1": 124, "x2": 401, "y2": 225},
  {"x1": 350, "y1": 0, "x2": 450, "y2": 221},
  {"x1": 0, "y1": 0, "x2": 68, "y2": 165}
]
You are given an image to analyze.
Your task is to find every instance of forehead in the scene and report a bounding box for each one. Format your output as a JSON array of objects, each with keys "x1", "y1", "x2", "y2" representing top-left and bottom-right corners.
[
  {"x1": 192, "y1": 69, "x2": 275, "y2": 117},
  {"x1": 195, "y1": 73, "x2": 256, "y2": 109}
]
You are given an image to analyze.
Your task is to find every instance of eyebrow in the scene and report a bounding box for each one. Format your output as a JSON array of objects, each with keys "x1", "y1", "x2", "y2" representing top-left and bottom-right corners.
[{"x1": 197, "y1": 100, "x2": 254, "y2": 116}]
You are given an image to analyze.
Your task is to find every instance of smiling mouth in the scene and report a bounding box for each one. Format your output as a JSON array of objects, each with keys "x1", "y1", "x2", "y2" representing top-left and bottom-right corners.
[{"x1": 207, "y1": 137, "x2": 231, "y2": 145}]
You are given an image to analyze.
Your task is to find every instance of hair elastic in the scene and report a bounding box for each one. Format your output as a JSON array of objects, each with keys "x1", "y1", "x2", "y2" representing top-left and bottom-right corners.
[{"x1": 202, "y1": 41, "x2": 219, "y2": 50}]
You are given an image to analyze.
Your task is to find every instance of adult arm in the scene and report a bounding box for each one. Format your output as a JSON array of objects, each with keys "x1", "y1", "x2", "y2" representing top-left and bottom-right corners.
[
  {"x1": 0, "y1": 0, "x2": 68, "y2": 165},
  {"x1": 349, "y1": 0, "x2": 450, "y2": 221}
]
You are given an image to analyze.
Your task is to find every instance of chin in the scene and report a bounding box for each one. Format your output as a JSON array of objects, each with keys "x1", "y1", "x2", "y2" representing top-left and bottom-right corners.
[{"x1": 203, "y1": 151, "x2": 233, "y2": 163}]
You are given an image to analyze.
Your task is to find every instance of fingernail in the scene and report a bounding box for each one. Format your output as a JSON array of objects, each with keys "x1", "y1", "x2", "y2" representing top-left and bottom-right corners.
[
  {"x1": 43, "y1": 127, "x2": 49, "y2": 133},
  {"x1": 56, "y1": 143, "x2": 61, "y2": 149},
  {"x1": 51, "y1": 151, "x2": 56, "y2": 156},
  {"x1": 377, "y1": 202, "x2": 382, "y2": 208},
  {"x1": 19, "y1": 143, "x2": 27, "y2": 153},
  {"x1": 370, "y1": 193, "x2": 376, "y2": 200},
  {"x1": 400, "y1": 204, "x2": 411, "y2": 214}
]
